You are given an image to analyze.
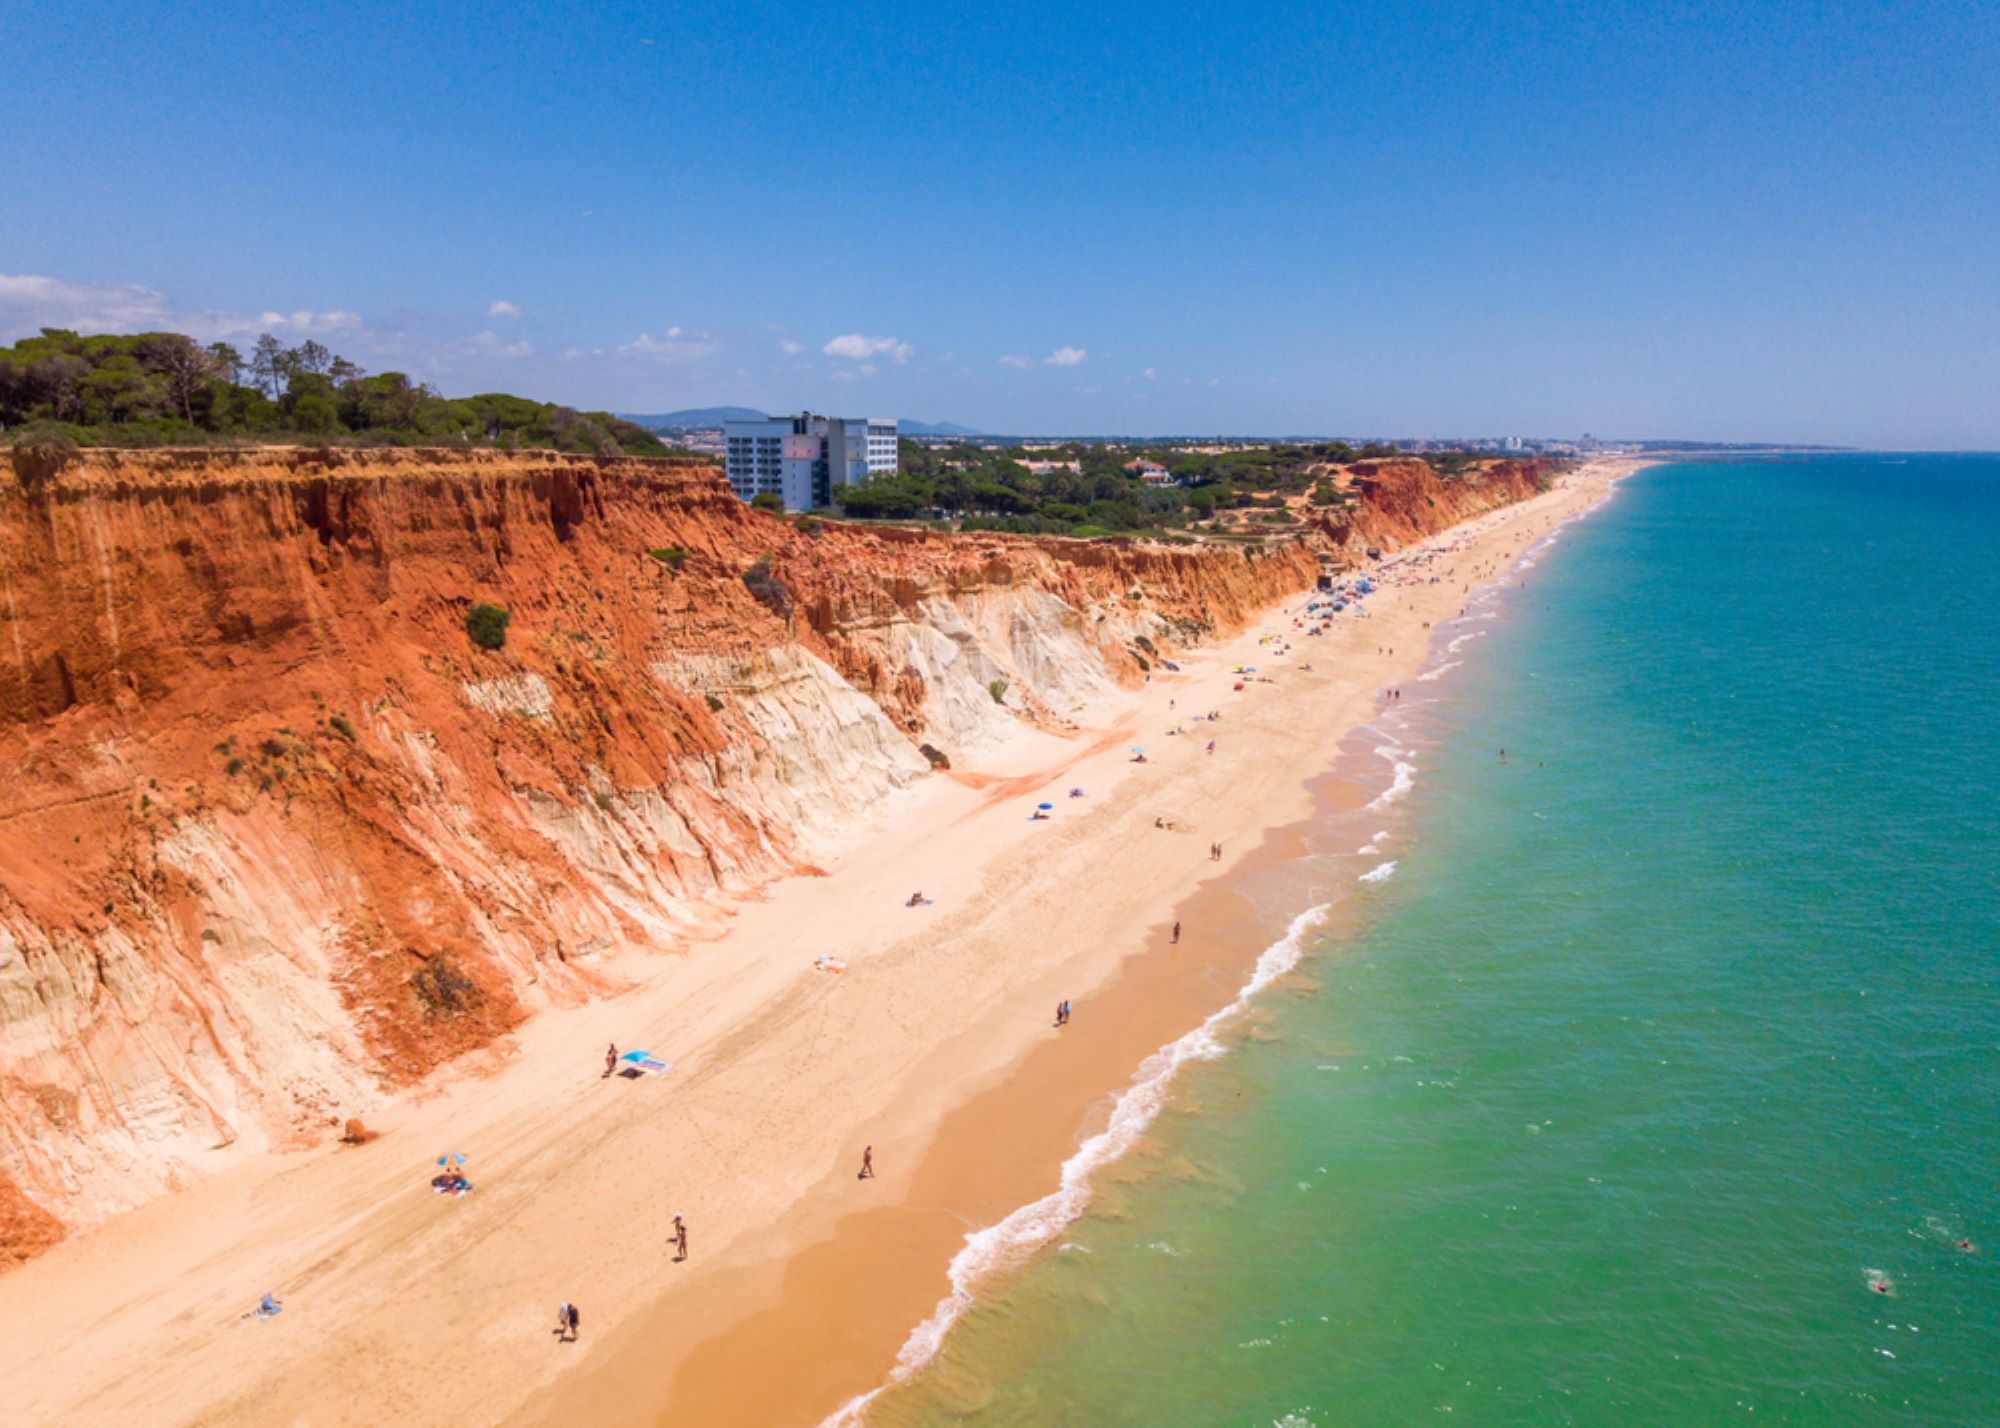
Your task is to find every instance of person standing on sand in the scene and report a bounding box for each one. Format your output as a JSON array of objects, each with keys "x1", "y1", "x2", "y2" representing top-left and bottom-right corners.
[
  {"x1": 673, "y1": 1213, "x2": 689, "y2": 1261},
  {"x1": 567, "y1": 1302, "x2": 580, "y2": 1339},
  {"x1": 860, "y1": 1145, "x2": 874, "y2": 1179},
  {"x1": 555, "y1": 1301, "x2": 574, "y2": 1341},
  {"x1": 605, "y1": 1043, "x2": 617, "y2": 1078},
  {"x1": 1172, "y1": 920, "x2": 1182, "y2": 945}
]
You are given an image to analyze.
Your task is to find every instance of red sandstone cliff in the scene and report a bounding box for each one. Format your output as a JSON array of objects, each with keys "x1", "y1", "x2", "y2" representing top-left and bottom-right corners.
[{"x1": 0, "y1": 447, "x2": 1545, "y2": 1261}]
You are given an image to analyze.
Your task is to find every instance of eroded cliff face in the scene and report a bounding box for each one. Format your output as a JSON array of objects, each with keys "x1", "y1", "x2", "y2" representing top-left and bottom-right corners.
[{"x1": 0, "y1": 447, "x2": 1545, "y2": 1258}]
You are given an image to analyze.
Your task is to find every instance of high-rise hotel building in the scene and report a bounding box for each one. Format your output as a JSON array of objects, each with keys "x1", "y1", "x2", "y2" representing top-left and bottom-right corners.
[{"x1": 723, "y1": 414, "x2": 898, "y2": 510}]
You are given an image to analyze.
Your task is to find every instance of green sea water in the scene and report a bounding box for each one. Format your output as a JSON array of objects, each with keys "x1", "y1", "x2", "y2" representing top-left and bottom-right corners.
[{"x1": 863, "y1": 456, "x2": 2000, "y2": 1426}]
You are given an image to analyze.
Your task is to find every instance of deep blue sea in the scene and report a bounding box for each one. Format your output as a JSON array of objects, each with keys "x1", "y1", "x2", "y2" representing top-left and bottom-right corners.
[{"x1": 866, "y1": 455, "x2": 2000, "y2": 1425}]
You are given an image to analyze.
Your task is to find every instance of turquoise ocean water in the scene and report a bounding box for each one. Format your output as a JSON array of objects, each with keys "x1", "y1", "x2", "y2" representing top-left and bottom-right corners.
[{"x1": 865, "y1": 456, "x2": 2000, "y2": 1426}]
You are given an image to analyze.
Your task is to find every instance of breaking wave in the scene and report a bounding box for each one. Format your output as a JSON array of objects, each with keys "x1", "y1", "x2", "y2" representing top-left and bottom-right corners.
[{"x1": 1367, "y1": 759, "x2": 1417, "y2": 811}]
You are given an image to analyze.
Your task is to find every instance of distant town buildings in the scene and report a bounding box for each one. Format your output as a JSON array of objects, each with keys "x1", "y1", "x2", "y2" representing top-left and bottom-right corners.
[
  {"x1": 1124, "y1": 458, "x2": 1175, "y2": 484},
  {"x1": 724, "y1": 413, "x2": 898, "y2": 510}
]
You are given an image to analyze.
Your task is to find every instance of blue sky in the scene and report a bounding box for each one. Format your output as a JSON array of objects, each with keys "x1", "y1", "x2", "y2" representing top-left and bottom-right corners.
[{"x1": 3, "y1": 0, "x2": 1995, "y2": 445}]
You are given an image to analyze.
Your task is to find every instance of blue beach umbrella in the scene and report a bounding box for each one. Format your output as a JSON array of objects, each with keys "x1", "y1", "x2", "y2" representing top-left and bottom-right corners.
[
  {"x1": 1038, "y1": 802, "x2": 1053, "y2": 810},
  {"x1": 437, "y1": 1152, "x2": 468, "y2": 1167}
]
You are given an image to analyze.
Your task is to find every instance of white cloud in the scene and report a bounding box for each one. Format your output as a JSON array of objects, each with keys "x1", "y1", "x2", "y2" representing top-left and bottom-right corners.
[
  {"x1": 1143, "y1": 367, "x2": 1157, "y2": 380},
  {"x1": 0, "y1": 273, "x2": 171, "y2": 337},
  {"x1": 998, "y1": 354, "x2": 1035, "y2": 369},
  {"x1": 824, "y1": 333, "x2": 913, "y2": 362},
  {"x1": 1045, "y1": 346, "x2": 1087, "y2": 367},
  {"x1": 1206, "y1": 376, "x2": 1220, "y2": 388},
  {"x1": 0, "y1": 274, "x2": 379, "y2": 346},
  {"x1": 617, "y1": 328, "x2": 718, "y2": 361},
  {"x1": 258, "y1": 308, "x2": 363, "y2": 335},
  {"x1": 464, "y1": 330, "x2": 533, "y2": 359},
  {"x1": 780, "y1": 338, "x2": 804, "y2": 355},
  {"x1": 488, "y1": 299, "x2": 522, "y2": 319}
]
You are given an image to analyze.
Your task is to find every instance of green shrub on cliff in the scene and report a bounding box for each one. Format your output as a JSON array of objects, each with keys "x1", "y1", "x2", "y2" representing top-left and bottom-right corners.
[
  {"x1": 464, "y1": 603, "x2": 511, "y2": 651},
  {"x1": 741, "y1": 560, "x2": 789, "y2": 617}
]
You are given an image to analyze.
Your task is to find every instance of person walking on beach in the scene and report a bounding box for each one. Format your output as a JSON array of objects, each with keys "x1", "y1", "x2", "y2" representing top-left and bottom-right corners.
[
  {"x1": 673, "y1": 1213, "x2": 689, "y2": 1262},
  {"x1": 1171, "y1": 920, "x2": 1182, "y2": 945},
  {"x1": 567, "y1": 1302, "x2": 580, "y2": 1339},
  {"x1": 555, "y1": 1301, "x2": 575, "y2": 1341},
  {"x1": 605, "y1": 1043, "x2": 617, "y2": 1078},
  {"x1": 860, "y1": 1145, "x2": 874, "y2": 1179}
]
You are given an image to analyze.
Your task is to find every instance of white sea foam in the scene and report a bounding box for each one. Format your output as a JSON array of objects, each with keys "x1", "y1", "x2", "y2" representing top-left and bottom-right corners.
[
  {"x1": 819, "y1": 901, "x2": 1333, "y2": 1427},
  {"x1": 1368, "y1": 760, "x2": 1416, "y2": 810},
  {"x1": 1417, "y1": 660, "x2": 1461, "y2": 683},
  {"x1": 1446, "y1": 631, "x2": 1487, "y2": 654},
  {"x1": 1358, "y1": 860, "x2": 1398, "y2": 884}
]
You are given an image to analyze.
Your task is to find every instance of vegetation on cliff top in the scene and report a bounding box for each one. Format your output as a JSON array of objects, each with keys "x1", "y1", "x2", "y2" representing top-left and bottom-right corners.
[
  {"x1": 829, "y1": 436, "x2": 1513, "y2": 538},
  {"x1": 0, "y1": 328, "x2": 674, "y2": 457}
]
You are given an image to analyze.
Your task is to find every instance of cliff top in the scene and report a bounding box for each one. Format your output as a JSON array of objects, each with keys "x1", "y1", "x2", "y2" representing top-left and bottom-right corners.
[{"x1": 3, "y1": 443, "x2": 718, "y2": 495}]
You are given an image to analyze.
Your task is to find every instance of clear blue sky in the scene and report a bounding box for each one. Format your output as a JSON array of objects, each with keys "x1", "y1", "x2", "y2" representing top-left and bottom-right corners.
[{"x1": 3, "y1": 0, "x2": 1995, "y2": 445}]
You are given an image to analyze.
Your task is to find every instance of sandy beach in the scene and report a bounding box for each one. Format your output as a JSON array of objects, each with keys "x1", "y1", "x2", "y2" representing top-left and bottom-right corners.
[{"x1": 0, "y1": 459, "x2": 1639, "y2": 1427}]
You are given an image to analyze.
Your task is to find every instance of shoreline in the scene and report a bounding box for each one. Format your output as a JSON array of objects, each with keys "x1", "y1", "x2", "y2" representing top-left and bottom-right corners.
[
  {"x1": 0, "y1": 460, "x2": 1640, "y2": 1427},
  {"x1": 543, "y1": 460, "x2": 1643, "y2": 1427}
]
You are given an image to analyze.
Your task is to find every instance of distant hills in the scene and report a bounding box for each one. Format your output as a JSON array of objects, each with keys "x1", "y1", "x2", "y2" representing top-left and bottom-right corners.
[
  {"x1": 617, "y1": 406, "x2": 768, "y2": 430},
  {"x1": 618, "y1": 407, "x2": 983, "y2": 438}
]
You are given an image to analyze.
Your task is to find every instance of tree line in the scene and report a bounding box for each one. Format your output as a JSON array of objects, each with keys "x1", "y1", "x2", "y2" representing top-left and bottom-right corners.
[
  {"x1": 0, "y1": 328, "x2": 671, "y2": 456},
  {"x1": 828, "y1": 438, "x2": 1410, "y2": 535}
]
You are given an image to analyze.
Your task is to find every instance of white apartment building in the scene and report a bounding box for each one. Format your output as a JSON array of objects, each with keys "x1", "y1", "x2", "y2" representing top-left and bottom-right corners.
[{"x1": 724, "y1": 413, "x2": 898, "y2": 510}]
